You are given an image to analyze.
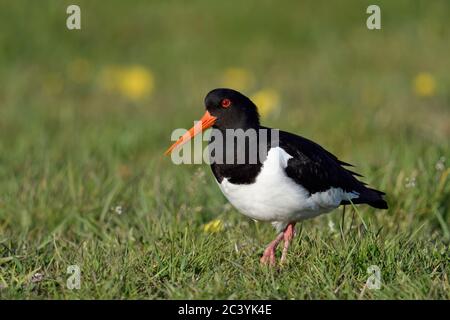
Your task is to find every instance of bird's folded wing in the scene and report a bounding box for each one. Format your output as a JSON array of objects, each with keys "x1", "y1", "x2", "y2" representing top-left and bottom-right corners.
[{"x1": 277, "y1": 130, "x2": 365, "y2": 195}]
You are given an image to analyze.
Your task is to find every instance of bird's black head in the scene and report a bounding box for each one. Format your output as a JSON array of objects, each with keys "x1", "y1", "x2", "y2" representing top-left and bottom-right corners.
[
  {"x1": 164, "y1": 88, "x2": 261, "y2": 155},
  {"x1": 204, "y1": 88, "x2": 260, "y2": 130}
]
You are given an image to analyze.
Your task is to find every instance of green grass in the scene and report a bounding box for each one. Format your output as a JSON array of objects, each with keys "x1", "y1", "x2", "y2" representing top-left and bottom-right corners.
[{"x1": 0, "y1": 0, "x2": 449, "y2": 299}]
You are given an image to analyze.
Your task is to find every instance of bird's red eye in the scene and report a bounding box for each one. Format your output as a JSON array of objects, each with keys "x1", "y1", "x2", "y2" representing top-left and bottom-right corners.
[{"x1": 221, "y1": 98, "x2": 232, "y2": 108}]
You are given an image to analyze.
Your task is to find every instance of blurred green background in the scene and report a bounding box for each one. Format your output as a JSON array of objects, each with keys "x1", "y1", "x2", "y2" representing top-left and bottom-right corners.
[{"x1": 0, "y1": 1, "x2": 448, "y2": 299}]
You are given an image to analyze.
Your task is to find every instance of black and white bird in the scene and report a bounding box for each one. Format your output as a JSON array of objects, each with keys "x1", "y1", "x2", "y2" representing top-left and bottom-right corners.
[{"x1": 165, "y1": 88, "x2": 387, "y2": 265}]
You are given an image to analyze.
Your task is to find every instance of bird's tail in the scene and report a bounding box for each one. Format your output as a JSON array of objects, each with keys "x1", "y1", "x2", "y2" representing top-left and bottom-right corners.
[
  {"x1": 343, "y1": 187, "x2": 388, "y2": 209},
  {"x1": 358, "y1": 187, "x2": 388, "y2": 209}
]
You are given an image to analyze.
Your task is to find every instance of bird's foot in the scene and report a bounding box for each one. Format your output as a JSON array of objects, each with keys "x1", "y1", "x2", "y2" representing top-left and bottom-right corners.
[
  {"x1": 260, "y1": 232, "x2": 284, "y2": 266},
  {"x1": 260, "y1": 222, "x2": 296, "y2": 266}
]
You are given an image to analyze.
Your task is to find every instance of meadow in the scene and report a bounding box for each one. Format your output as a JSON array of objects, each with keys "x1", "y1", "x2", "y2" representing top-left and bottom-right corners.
[{"x1": 0, "y1": 0, "x2": 449, "y2": 299}]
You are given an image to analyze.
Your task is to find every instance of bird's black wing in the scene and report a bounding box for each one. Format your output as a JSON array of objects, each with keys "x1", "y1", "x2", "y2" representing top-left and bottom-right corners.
[{"x1": 272, "y1": 129, "x2": 387, "y2": 209}]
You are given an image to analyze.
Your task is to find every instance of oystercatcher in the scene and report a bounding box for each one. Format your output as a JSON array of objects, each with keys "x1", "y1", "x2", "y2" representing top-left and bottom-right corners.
[{"x1": 165, "y1": 88, "x2": 387, "y2": 265}]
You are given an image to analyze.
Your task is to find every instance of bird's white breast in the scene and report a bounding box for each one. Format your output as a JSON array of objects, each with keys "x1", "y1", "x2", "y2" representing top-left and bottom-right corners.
[{"x1": 217, "y1": 147, "x2": 359, "y2": 225}]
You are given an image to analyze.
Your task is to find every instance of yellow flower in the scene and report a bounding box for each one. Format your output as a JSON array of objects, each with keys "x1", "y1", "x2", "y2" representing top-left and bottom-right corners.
[
  {"x1": 251, "y1": 88, "x2": 280, "y2": 118},
  {"x1": 118, "y1": 66, "x2": 154, "y2": 100},
  {"x1": 413, "y1": 72, "x2": 436, "y2": 97},
  {"x1": 99, "y1": 65, "x2": 154, "y2": 101},
  {"x1": 202, "y1": 219, "x2": 224, "y2": 233},
  {"x1": 221, "y1": 67, "x2": 253, "y2": 91},
  {"x1": 67, "y1": 58, "x2": 90, "y2": 83}
]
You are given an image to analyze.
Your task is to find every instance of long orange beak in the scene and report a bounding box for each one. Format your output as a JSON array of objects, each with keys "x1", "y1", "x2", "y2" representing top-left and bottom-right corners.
[{"x1": 164, "y1": 111, "x2": 217, "y2": 155}]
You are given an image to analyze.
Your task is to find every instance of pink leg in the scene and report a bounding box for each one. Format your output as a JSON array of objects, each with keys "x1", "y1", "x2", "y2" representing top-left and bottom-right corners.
[
  {"x1": 280, "y1": 222, "x2": 296, "y2": 264},
  {"x1": 260, "y1": 222, "x2": 297, "y2": 265},
  {"x1": 260, "y1": 232, "x2": 284, "y2": 265}
]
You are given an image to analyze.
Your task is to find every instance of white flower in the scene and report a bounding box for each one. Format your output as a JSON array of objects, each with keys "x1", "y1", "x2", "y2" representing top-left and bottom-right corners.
[
  {"x1": 405, "y1": 177, "x2": 416, "y2": 188},
  {"x1": 328, "y1": 220, "x2": 336, "y2": 233},
  {"x1": 31, "y1": 272, "x2": 44, "y2": 283},
  {"x1": 435, "y1": 157, "x2": 445, "y2": 171},
  {"x1": 114, "y1": 206, "x2": 123, "y2": 215}
]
